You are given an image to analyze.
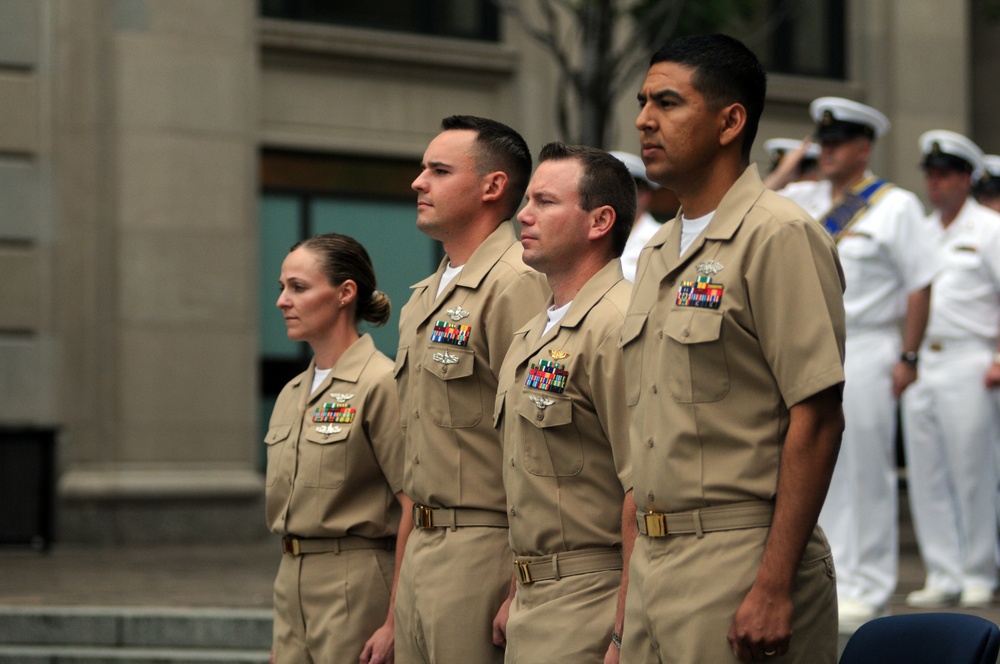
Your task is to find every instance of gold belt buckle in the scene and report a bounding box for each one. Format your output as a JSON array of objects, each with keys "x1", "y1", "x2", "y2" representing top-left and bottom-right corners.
[
  {"x1": 282, "y1": 537, "x2": 301, "y2": 556},
  {"x1": 414, "y1": 505, "x2": 435, "y2": 529},
  {"x1": 930, "y1": 341, "x2": 943, "y2": 351},
  {"x1": 515, "y1": 560, "x2": 533, "y2": 584},
  {"x1": 643, "y1": 512, "x2": 668, "y2": 537}
]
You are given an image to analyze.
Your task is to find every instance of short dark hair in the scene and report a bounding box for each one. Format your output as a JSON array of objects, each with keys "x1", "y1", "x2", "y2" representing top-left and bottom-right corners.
[
  {"x1": 441, "y1": 115, "x2": 532, "y2": 220},
  {"x1": 650, "y1": 34, "x2": 766, "y2": 162},
  {"x1": 538, "y1": 142, "x2": 637, "y2": 258},
  {"x1": 291, "y1": 233, "x2": 391, "y2": 327}
]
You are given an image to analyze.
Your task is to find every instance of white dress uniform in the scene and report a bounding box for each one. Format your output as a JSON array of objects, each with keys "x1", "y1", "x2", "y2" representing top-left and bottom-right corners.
[
  {"x1": 780, "y1": 174, "x2": 938, "y2": 610},
  {"x1": 902, "y1": 197, "x2": 1000, "y2": 599}
]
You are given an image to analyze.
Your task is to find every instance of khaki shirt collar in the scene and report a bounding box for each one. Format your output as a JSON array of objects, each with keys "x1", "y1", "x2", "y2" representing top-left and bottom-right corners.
[
  {"x1": 521, "y1": 259, "x2": 624, "y2": 352},
  {"x1": 645, "y1": 165, "x2": 765, "y2": 279},
  {"x1": 290, "y1": 334, "x2": 377, "y2": 406}
]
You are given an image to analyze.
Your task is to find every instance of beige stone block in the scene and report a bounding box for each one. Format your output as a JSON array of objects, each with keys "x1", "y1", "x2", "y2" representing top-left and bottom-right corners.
[
  {"x1": 0, "y1": 0, "x2": 39, "y2": 67},
  {"x1": 144, "y1": 0, "x2": 255, "y2": 44},
  {"x1": 118, "y1": 133, "x2": 254, "y2": 233},
  {"x1": 118, "y1": 230, "x2": 255, "y2": 325},
  {"x1": 0, "y1": 335, "x2": 56, "y2": 423},
  {"x1": 0, "y1": 246, "x2": 41, "y2": 330},
  {"x1": 260, "y1": 65, "x2": 508, "y2": 154},
  {"x1": 117, "y1": 326, "x2": 256, "y2": 431},
  {"x1": 115, "y1": 33, "x2": 254, "y2": 133},
  {"x1": 0, "y1": 158, "x2": 41, "y2": 239},
  {"x1": 0, "y1": 73, "x2": 39, "y2": 153}
]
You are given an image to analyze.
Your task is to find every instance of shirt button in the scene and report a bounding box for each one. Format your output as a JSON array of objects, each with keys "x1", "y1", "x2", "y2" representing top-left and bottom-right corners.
[
  {"x1": 648, "y1": 492, "x2": 655, "y2": 502},
  {"x1": 415, "y1": 410, "x2": 420, "y2": 419},
  {"x1": 647, "y1": 438, "x2": 654, "y2": 448},
  {"x1": 441, "y1": 366, "x2": 447, "y2": 375},
  {"x1": 658, "y1": 331, "x2": 664, "y2": 339},
  {"x1": 667, "y1": 279, "x2": 675, "y2": 287},
  {"x1": 416, "y1": 364, "x2": 422, "y2": 370},
  {"x1": 510, "y1": 507, "x2": 516, "y2": 516},
  {"x1": 651, "y1": 385, "x2": 658, "y2": 394},
  {"x1": 682, "y1": 329, "x2": 690, "y2": 338},
  {"x1": 414, "y1": 456, "x2": 420, "y2": 465},
  {"x1": 511, "y1": 458, "x2": 515, "y2": 466},
  {"x1": 536, "y1": 412, "x2": 544, "y2": 421}
]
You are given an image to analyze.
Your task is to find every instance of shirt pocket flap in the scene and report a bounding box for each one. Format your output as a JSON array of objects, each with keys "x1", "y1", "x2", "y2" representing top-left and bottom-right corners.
[
  {"x1": 422, "y1": 346, "x2": 475, "y2": 381},
  {"x1": 664, "y1": 309, "x2": 723, "y2": 345},
  {"x1": 264, "y1": 424, "x2": 292, "y2": 445},
  {"x1": 303, "y1": 425, "x2": 351, "y2": 445},
  {"x1": 516, "y1": 391, "x2": 573, "y2": 429},
  {"x1": 618, "y1": 312, "x2": 648, "y2": 349}
]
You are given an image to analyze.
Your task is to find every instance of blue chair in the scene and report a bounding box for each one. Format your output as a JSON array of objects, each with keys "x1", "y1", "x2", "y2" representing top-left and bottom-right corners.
[{"x1": 839, "y1": 613, "x2": 1000, "y2": 664}]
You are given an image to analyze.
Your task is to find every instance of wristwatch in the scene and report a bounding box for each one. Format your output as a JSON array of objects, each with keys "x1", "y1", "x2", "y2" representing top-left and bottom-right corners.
[{"x1": 900, "y1": 351, "x2": 919, "y2": 367}]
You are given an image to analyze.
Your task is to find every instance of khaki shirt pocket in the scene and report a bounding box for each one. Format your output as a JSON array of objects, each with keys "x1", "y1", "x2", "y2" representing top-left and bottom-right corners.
[
  {"x1": 619, "y1": 313, "x2": 648, "y2": 406},
  {"x1": 299, "y1": 424, "x2": 350, "y2": 489},
  {"x1": 421, "y1": 345, "x2": 482, "y2": 428},
  {"x1": 664, "y1": 309, "x2": 729, "y2": 403},
  {"x1": 263, "y1": 423, "x2": 292, "y2": 488},
  {"x1": 516, "y1": 390, "x2": 582, "y2": 477}
]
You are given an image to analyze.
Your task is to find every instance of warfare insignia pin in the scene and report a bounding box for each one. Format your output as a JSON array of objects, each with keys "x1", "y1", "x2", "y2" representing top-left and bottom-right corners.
[
  {"x1": 446, "y1": 305, "x2": 470, "y2": 321},
  {"x1": 316, "y1": 424, "x2": 343, "y2": 435},
  {"x1": 696, "y1": 260, "x2": 724, "y2": 276},
  {"x1": 329, "y1": 393, "x2": 354, "y2": 403},
  {"x1": 528, "y1": 396, "x2": 556, "y2": 410},
  {"x1": 432, "y1": 351, "x2": 460, "y2": 365},
  {"x1": 549, "y1": 349, "x2": 570, "y2": 360}
]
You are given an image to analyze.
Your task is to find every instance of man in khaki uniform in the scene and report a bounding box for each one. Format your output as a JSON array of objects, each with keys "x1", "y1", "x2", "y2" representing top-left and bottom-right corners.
[
  {"x1": 489, "y1": 143, "x2": 637, "y2": 663},
  {"x1": 394, "y1": 115, "x2": 550, "y2": 663},
  {"x1": 620, "y1": 35, "x2": 846, "y2": 663}
]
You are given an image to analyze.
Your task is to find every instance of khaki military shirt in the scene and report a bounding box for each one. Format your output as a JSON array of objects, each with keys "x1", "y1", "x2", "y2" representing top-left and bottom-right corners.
[
  {"x1": 495, "y1": 260, "x2": 632, "y2": 556},
  {"x1": 621, "y1": 166, "x2": 846, "y2": 514},
  {"x1": 396, "y1": 222, "x2": 550, "y2": 511},
  {"x1": 265, "y1": 333, "x2": 404, "y2": 538}
]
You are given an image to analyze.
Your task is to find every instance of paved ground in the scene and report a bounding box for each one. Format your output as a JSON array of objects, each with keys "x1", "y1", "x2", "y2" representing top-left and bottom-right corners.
[{"x1": 0, "y1": 491, "x2": 998, "y2": 627}]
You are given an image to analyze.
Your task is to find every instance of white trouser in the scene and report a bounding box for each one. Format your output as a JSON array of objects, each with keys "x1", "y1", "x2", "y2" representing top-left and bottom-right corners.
[
  {"x1": 902, "y1": 337, "x2": 1000, "y2": 594},
  {"x1": 819, "y1": 328, "x2": 899, "y2": 608}
]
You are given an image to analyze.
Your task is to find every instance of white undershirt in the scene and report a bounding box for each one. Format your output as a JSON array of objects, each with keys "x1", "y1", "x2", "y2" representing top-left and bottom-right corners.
[
  {"x1": 311, "y1": 367, "x2": 332, "y2": 395},
  {"x1": 680, "y1": 211, "x2": 715, "y2": 257},
  {"x1": 436, "y1": 263, "x2": 463, "y2": 298},
  {"x1": 542, "y1": 301, "x2": 572, "y2": 336}
]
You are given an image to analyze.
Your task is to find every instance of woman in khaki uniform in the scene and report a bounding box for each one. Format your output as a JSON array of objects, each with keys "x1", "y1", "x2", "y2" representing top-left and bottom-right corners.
[{"x1": 267, "y1": 233, "x2": 413, "y2": 664}]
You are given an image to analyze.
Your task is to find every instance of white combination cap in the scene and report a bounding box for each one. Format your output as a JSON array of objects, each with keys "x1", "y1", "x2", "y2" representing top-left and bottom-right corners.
[
  {"x1": 810, "y1": 97, "x2": 890, "y2": 141},
  {"x1": 609, "y1": 151, "x2": 660, "y2": 190},
  {"x1": 763, "y1": 138, "x2": 821, "y2": 160},
  {"x1": 919, "y1": 129, "x2": 984, "y2": 176}
]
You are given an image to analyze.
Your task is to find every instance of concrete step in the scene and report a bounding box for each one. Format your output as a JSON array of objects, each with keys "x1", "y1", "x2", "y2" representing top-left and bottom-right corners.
[
  {"x1": 0, "y1": 606, "x2": 272, "y2": 664},
  {"x1": 0, "y1": 644, "x2": 269, "y2": 663}
]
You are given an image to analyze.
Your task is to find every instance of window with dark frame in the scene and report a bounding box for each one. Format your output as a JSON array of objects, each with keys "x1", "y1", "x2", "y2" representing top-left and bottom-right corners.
[{"x1": 260, "y1": 0, "x2": 500, "y2": 42}]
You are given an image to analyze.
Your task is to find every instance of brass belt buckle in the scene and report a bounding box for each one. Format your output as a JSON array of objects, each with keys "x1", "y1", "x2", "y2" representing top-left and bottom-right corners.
[
  {"x1": 516, "y1": 560, "x2": 533, "y2": 584},
  {"x1": 282, "y1": 537, "x2": 301, "y2": 556},
  {"x1": 644, "y1": 512, "x2": 668, "y2": 537},
  {"x1": 414, "y1": 505, "x2": 435, "y2": 529}
]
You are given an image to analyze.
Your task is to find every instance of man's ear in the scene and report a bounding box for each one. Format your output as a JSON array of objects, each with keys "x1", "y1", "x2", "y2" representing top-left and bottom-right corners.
[
  {"x1": 482, "y1": 171, "x2": 509, "y2": 203},
  {"x1": 589, "y1": 205, "x2": 616, "y2": 241},
  {"x1": 718, "y1": 103, "x2": 747, "y2": 149}
]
